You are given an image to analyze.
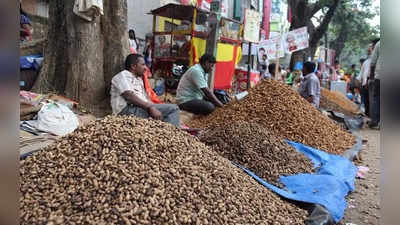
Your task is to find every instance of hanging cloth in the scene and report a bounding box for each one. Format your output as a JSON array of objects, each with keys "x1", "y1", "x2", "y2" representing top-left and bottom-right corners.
[
  {"x1": 143, "y1": 67, "x2": 163, "y2": 104},
  {"x1": 73, "y1": 0, "x2": 104, "y2": 22}
]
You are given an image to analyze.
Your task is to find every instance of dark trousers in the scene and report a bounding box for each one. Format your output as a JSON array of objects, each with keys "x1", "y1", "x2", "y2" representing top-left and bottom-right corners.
[
  {"x1": 369, "y1": 79, "x2": 380, "y2": 125},
  {"x1": 119, "y1": 104, "x2": 181, "y2": 127},
  {"x1": 179, "y1": 99, "x2": 215, "y2": 115},
  {"x1": 360, "y1": 86, "x2": 370, "y2": 116}
]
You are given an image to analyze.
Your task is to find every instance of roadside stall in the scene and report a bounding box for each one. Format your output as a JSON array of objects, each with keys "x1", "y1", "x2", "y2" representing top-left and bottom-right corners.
[{"x1": 149, "y1": 3, "x2": 242, "y2": 92}]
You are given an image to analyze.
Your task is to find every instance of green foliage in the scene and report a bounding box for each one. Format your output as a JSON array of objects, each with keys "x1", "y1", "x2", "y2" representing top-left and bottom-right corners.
[{"x1": 328, "y1": 0, "x2": 380, "y2": 66}]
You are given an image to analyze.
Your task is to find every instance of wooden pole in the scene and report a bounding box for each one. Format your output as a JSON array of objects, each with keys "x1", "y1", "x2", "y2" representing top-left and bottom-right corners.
[{"x1": 274, "y1": 36, "x2": 280, "y2": 81}]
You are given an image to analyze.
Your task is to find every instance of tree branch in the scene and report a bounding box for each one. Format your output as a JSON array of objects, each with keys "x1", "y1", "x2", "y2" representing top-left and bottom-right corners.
[
  {"x1": 309, "y1": 0, "x2": 332, "y2": 17},
  {"x1": 310, "y1": 0, "x2": 341, "y2": 46}
]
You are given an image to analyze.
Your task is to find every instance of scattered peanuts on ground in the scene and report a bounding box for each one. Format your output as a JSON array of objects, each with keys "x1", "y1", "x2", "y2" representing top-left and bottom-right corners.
[{"x1": 20, "y1": 116, "x2": 308, "y2": 225}]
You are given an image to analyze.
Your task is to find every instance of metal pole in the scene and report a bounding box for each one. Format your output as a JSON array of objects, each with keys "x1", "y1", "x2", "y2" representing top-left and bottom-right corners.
[
  {"x1": 247, "y1": 42, "x2": 252, "y2": 89},
  {"x1": 324, "y1": 33, "x2": 328, "y2": 64}
]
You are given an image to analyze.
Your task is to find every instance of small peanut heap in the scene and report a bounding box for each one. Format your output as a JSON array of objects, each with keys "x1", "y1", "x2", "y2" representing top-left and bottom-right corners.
[{"x1": 200, "y1": 121, "x2": 314, "y2": 186}]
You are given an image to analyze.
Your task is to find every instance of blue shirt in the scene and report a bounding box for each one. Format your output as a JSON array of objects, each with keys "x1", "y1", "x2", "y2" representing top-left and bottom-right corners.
[{"x1": 298, "y1": 73, "x2": 321, "y2": 108}]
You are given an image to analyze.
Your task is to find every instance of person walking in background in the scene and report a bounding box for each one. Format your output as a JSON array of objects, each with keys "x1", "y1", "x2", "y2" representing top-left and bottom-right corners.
[
  {"x1": 258, "y1": 54, "x2": 269, "y2": 79},
  {"x1": 368, "y1": 39, "x2": 381, "y2": 129},
  {"x1": 267, "y1": 63, "x2": 281, "y2": 80},
  {"x1": 143, "y1": 37, "x2": 152, "y2": 68},
  {"x1": 349, "y1": 64, "x2": 361, "y2": 103},
  {"x1": 285, "y1": 68, "x2": 294, "y2": 86},
  {"x1": 128, "y1": 29, "x2": 138, "y2": 54}
]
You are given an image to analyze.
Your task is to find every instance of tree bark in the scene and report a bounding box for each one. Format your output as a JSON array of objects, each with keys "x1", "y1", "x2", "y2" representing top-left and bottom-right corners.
[
  {"x1": 32, "y1": 0, "x2": 128, "y2": 114},
  {"x1": 288, "y1": 0, "x2": 308, "y2": 69},
  {"x1": 308, "y1": 0, "x2": 340, "y2": 57},
  {"x1": 102, "y1": 0, "x2": 130, "y2": 95},
  {"x1": 330, "y1": 22, "x2": 348, "y2": 59}
]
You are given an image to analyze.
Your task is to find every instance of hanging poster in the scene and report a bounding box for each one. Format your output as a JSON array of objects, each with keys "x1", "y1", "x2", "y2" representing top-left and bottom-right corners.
[
  {"x1": 197, "y1": 0, "x2": 228, "y2": 17},
  {"x1": 283, "y1": 26, "x2": 309, "y2": 53},
  {"x1": 243, "y1": 9, "x2": 262, "y2": 43},
  {"x1": 242, "y1": 43, "x2": 258, "y2": 56},
  {"x1": 257, "y1": 36, "x2": 284, "y2": 61}
]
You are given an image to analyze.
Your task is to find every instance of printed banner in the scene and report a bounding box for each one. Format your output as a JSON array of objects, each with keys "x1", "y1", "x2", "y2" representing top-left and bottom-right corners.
[
  {"x1": 257, "y1": 36, "x2": 284, "y2": 61},
  {"x1": 283, "y1": 26, "x2": 309, "y2": 53},
  {"x1": 243, "y1": 9, "x2": 262, "y2": 43}
]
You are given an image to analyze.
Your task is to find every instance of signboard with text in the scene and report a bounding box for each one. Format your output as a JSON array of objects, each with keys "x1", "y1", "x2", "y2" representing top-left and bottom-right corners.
[
  {"x1": 243, "y1": 9, "x2": 262, "y2": 43},
  {"x1": 257, "y1": 36, "x2": 285, "y2": 61}
]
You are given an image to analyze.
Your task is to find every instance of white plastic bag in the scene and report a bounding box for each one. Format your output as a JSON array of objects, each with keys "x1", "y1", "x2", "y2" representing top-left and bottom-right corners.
[{"x1": 37, "y1": 102, "x2": 79, "y2": 136}]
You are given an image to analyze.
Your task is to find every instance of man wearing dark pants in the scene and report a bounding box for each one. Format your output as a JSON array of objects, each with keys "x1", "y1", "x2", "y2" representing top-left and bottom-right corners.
[
  {"x1": 368, "y1": 40, "x2": 381, "y2": 129},
  {"x1": 110, "y1": 54, "x2": 180, "y2": 127},
  {"x1": 176, "y1": 54, "x2": 223, "y2": 115},
  {"x1": 358, "y1": 38, "x2": 379, "y2": 117}
]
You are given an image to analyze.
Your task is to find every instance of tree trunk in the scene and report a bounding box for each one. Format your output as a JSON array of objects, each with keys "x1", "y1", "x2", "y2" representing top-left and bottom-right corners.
[
  {"x1": 329, "y1": 22, "x2": 348, "y2": 59},
  {"x1": 288, "y1": 0, "x2": 341, "y2": 69},
  {"x1": 32, "y1": 0, "x2": 128, "y2": 114},
  {"x1": 288, "y1": 0, "x2": 308, "y2": 69},
  {"x1": 308, "y1": 0, "x2": 340, "y2": 59},
  {"x1": 102, "y1": 0, "x2": 130, "y2": 95}
]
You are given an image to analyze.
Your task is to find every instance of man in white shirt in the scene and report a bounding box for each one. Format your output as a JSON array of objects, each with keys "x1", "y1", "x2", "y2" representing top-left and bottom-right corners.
[
  {"x1": 368, "y1": 39, "x2": 381, "y2": 128},
  {"x1": 358, "y1": 38, "x2": 379, "y2": 117},
  {"x1": 110, "y1": 54, "x2": 180, "y2": 127}
]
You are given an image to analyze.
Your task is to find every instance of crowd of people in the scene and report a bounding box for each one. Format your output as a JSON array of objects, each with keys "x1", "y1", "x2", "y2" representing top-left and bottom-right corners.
[{"x1": 255, "y1": 38, "x2": 380, "y2": 129}]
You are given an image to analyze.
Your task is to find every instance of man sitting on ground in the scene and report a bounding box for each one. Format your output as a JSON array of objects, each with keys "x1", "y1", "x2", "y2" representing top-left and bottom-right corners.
[
  {"x1": 176, "y1": 54, "x2": 223, "y2": 115},
  {"x1": 110, "y1": 54, "x2": 180, "y2": 127}
]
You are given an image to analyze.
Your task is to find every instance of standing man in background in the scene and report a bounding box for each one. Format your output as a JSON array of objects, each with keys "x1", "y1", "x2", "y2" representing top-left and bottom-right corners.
[
  {"x1": 358, "y1": 38, "x2": 379, "y2": 117},
  {"x1": 368, "y1": 39, "x2": 381, "y2": 129}
]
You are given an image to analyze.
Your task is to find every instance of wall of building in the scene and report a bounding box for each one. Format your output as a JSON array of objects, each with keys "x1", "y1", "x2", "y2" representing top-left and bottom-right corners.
[
  {"x1": 21, "y1": 0, "x2": 49, "y2": 18},
  {"x1": 127, "y1": 0, "x2": 181, "y2": 41},
  {"x1": 21, "y1": 0, "x2": 49, "y2": 41}
]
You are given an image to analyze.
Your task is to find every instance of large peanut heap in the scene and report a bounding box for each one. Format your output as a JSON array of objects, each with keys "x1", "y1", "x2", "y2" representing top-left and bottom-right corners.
[
  {"x1": 188, "y1": 79, "x2": 355, "y2": 154},
  {"x1": 20, "y1": 116, "x2": 308, "y2": 225},
  {"x1": 200, "y1": 121, "x2": 314, "y2": 186},
  {"x1": 320, "y1": 88, "x2": 359, "y2": 116}
]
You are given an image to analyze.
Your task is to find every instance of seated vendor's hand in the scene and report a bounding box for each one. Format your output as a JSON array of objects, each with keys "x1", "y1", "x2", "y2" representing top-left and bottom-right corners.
[{"x1": 149, "y1": 106, "x2": 162, "y2": 120}]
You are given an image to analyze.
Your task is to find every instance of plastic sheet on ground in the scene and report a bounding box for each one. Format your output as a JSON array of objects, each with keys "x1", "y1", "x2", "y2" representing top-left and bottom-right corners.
[
  {"x1": 20, "y1": 54, "x2": 43, "y2": 70},
  {"x1": 327, "y1": 111, "x2": 364, "y2": 131},
  {"x1": 234, "y1": 141, "x2": 357, "y2": 223}
]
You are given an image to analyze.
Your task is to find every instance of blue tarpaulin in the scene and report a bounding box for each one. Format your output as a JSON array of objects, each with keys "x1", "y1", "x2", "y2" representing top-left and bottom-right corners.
[
  {"x1": 234, "y1": 141, "x2": 357, "y2": 223},
  {"x1": 20, "y1": 54, "x2": 43, "y2": 70}
]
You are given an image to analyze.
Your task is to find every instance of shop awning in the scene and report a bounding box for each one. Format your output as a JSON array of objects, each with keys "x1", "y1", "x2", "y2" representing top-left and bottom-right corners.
[{"x1": 149, "y1": 3, "x2": 198, "y2": 21}]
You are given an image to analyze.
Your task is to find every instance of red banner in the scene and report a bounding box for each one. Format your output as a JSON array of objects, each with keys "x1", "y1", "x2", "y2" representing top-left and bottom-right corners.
[{"x1": 263, "y1": 0, "x2": 271, "y2": 40}]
